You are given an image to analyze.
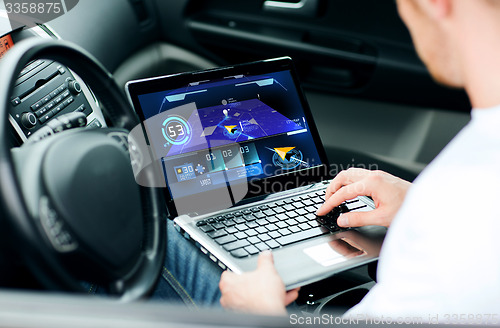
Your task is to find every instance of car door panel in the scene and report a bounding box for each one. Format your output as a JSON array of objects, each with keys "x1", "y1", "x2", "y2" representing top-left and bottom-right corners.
[
  {"x1": 154, "y1": 0, "x2": 469, "y2": 170},
  {"x1": 157, "y1": 0, "x2": 469, "y2": 111}
]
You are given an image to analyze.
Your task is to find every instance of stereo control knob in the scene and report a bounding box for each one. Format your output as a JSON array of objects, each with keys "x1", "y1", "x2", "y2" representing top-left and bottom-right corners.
[
  {"x1": 68, "y1": 80, "x2": 82, "y2": 95},
  {"x1": 21, "y1": 112, "x2": 37, "y2": 129}
]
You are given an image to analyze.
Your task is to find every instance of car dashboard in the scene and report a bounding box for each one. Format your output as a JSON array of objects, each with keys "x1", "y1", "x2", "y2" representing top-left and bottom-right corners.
[{"x1": 2, "y1": 24, "x2": 105, "y2": 145}]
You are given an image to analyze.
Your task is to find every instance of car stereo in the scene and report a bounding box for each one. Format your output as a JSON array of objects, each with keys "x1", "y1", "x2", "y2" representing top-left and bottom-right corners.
[{"x1": 1, "y1": 25, "x2": 106, "y2": 142}]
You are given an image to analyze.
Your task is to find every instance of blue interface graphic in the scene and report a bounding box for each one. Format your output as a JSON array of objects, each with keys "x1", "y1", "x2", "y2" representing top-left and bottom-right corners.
[
  {"x1": 138, "y1": 70, "x2": 324, "y2": 201},
  {"x1": 162, "y1": 116, "x2": 192, "y2": 146}
]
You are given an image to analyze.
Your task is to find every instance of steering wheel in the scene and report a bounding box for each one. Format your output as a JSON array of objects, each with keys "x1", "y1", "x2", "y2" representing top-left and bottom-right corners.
[{"x1": 0, "y1": 38, "x2": 166, "y2": 300}]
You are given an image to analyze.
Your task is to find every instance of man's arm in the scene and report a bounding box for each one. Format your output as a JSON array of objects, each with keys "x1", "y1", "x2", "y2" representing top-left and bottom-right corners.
[{"x1": 220, "y1": 169, "x2": 411, "y2": 314}]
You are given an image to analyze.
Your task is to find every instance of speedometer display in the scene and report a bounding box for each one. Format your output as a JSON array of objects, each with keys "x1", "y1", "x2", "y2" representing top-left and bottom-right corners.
[{"x1": 0, "y1": 34, "x2": 14, "y2": 59}]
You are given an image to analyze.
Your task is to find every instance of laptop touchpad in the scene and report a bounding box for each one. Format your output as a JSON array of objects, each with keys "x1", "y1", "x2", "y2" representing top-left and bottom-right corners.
[{"x1": 303, "y1": 238, "x2": 367, "y2": 267}]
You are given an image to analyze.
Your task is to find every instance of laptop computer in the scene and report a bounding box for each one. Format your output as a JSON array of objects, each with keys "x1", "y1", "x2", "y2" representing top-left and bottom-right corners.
[{"x1": 125, "y1": 57, "x2": 386, "y2": 289}]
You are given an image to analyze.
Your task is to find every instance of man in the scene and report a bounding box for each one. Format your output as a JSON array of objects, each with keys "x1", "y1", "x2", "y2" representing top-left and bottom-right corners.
[{"x1": 219, "y1": 0, "x2": 500, "y2": 322}]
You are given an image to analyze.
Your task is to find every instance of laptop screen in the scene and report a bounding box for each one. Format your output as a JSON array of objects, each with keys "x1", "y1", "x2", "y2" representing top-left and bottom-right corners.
[{"x1": 127, "y1": 58, "x2": 329, "y2": 216}]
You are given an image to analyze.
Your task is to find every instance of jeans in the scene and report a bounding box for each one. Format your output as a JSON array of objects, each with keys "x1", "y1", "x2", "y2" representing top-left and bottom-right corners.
[{"x1": 149, "y1": 219, "x2": 222, "y2": 308}]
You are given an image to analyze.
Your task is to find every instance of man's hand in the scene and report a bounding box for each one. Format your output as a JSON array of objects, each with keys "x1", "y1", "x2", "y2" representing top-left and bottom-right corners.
[
  {"x1": 219, "y1": 251, "x2": 300, "y2": 316},
  {"x1": 316, "y1": 168, "x2": 411, "y2": 228}
]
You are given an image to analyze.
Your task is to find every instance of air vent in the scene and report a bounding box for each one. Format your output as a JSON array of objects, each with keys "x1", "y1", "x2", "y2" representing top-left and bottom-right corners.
[{"x1": 129, "y1": 0, "x2": 150, "y2": 24}]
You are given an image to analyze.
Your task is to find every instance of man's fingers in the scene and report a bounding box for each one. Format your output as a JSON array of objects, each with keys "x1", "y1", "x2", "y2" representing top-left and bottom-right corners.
[
  {"x1": 220, "y1": 269, "x2": 235, "y2": 282},
  {"x1": 337, "y1": 209, "x2": 384, "y2": 228},
  {"x1": 325, "y1": 168, "x2": 372, "y2": 201},
  {"x1": 284, "y1": 288, "x2": 300, "y2": 306},
  {"x1": 219, "y1": 270, "x2": 235, "y2": 292},
  {"x1": 220, "y1": 295, "x2": 227, "y2": 308},
  {"x1": 317, "y1": 180, "x2": 372, "y2": 216},
  {"x1": 257, "y1": 250, "x2": 274, "y2": 270}
]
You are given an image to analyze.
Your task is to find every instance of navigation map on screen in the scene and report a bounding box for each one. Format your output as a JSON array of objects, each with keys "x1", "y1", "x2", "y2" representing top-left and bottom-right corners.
[{"x1": 137, "y1": 69, "x2": 323, "y2": 207}]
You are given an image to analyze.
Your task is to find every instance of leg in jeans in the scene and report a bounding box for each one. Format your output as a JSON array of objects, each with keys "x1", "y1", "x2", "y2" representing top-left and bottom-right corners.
[{"x1": 150, "y1": 219, "x2": 223, "y2": 308}]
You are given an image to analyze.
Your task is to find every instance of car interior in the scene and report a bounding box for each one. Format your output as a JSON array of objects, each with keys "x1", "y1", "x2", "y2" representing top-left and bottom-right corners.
[{"x1": 0, "y1": 0, "x2": 472, "y2": 326}]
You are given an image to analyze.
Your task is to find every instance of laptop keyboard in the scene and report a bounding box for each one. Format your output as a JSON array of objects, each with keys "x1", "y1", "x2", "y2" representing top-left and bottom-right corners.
[{"x1": 195, "y1": 190, "x2": 369, "y2": 258}]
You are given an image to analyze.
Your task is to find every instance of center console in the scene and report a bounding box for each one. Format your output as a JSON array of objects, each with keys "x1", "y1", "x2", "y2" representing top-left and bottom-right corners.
[{"x1": 1, "y1": 25, "x2": 106, "y2": 143}]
